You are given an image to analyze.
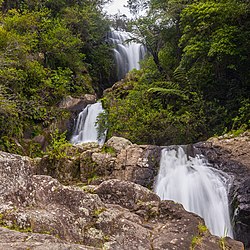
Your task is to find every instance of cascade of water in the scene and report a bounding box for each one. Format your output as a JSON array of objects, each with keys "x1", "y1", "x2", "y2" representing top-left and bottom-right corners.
[
  {"x1": 155, "y1": 147, "x2": 233, "y2": 238},
  {"x1": 70, "y1": 102, "x2": 106, "y2": 145},
  {"x1": 108, "y1": 30, "x2": 146, "y2": 80}
]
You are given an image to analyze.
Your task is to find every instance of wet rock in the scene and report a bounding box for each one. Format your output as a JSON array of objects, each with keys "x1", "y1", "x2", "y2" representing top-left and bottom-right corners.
[
  {"x1": 195, "y1": 133, "x2": 250, "y2": 248},
  {"x1": 231, "y1": 177, "x2": 250, "y2": 248}
]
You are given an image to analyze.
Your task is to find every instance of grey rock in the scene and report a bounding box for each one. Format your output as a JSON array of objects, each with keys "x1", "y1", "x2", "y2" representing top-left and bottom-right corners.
[
  {"x1": 111, "y1": 144, "x2": 161, "y2": 188},
  {"x1": 105, "y1": 136, "x2": 132, "y2": 153},
  {"x1": 0, "y1": 151, "x2": 243, "y2": 250}
]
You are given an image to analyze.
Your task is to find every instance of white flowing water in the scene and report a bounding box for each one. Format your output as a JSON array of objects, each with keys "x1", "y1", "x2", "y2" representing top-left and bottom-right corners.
[
  {"x1": 70, "y1": 102, "x2": 106, "y2": 145},
  {"x1": 155, "y1": 147, "x2": 233, "y2": 238},
  {"x1": 108, "y1": 30, "x2": 146, "y2": 80}
]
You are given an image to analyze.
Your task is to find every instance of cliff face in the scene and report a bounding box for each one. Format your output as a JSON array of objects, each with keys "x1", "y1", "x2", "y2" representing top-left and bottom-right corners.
[
  {"x1": 36, "y1": 136, "x2": 162, "y2": 188},
  {"x1": 195, "y1": 132, "x2": 250, "y2": 249},
  {"x1": 0, "y1": 145, "x2": 244, "y2": 249}
]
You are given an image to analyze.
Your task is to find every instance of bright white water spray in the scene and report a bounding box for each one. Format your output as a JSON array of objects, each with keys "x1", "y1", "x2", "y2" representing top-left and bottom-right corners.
[
  {"x1": 108, "y1": 30, "x2": 146, "y2": 80},
  {"x1": 155, "y1": 147, "x2": 233, "y2": 238},
  {"x1": 70, "y1": 102, "x2": 106, "y2": 145}
]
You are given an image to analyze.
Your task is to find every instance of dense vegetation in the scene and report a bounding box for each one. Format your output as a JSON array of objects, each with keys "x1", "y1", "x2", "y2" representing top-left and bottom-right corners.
[
  {"x1": 101, "y1": 0, "x2": 250, "y2": 145},
  {"x1": 0, "y1": 0, "x2": 249, "y2": 153},
  {"x1": 0, "y1": 0, "x2": 114, "y2": 153}
]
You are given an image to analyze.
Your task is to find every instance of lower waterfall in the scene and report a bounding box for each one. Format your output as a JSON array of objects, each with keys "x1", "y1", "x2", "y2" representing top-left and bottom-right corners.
[
  {"x1": 70, "y1": 102, "x2": 106, "y2": 145},
  {"x1": 154, "y1": 147, "x2": 233, "y2": 238}
]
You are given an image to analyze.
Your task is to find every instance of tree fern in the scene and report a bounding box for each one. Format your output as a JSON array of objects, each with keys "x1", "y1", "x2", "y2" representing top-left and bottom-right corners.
[
  {"x1": 173, "y1": 67, "x2": 190, "y2": 86},
  {"x1": 147, "y1": 87, "x2": 188, "y2": 100}
]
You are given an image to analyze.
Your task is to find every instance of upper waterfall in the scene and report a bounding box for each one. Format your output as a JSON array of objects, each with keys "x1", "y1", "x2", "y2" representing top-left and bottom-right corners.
[
  {"x1": 70, "y1": 102, "x2": 106, "y2": 145},
  {"x1": 108, "y1": 29, "x2": 146, "y2": 80},
  {"x1": 154, "y1": 147, "x2": 233, "y2": 238}
]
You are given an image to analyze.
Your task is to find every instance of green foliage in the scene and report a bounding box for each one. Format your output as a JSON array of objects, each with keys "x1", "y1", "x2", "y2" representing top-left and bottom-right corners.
[
  {"x1": 232, "y1": 99, "x2": 250, "y2": 130},
  {"x1": 0, "y1": 136, "x2": 23, "y2": 155},
  {"x1": 45, "y1": 129, "x2": 71, "y2": 160},
  {"x1": 110, "y1": 0, "x2": 249, "y2": 145},
  {"x1": 0, "y1": 85, "x2": 16, "y2": 115},
  {"x1": 101, "y1": 145, "x2": 116, "y2": 156},
  {"x1": 0, "y1": 0, "x2": 249, "y2": 152},
  {"x1": 179, "y1": 0, "x2": 250, "y2": 111},
  {"x1": 0, "y1": 0, "x2": 112, "y2": 154},
  {"x1": 101, "y1": 70, "x2": 207, "y2": 145}
]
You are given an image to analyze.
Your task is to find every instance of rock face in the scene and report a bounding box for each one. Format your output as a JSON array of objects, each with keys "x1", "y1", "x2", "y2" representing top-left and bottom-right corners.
[
  {"x1": 86, "y1": 136, "x2": 161, "y2": 188},
  {"x1": 0, "y1": 151, "x2": 243, "y2": 250},
  {"x1": 59, "y1": 95, "x2": 96, "y2": 111},
  {"x1": 195, "y1": 132, "x2": 250, "y2": 249},
  {"x1": 37, "y1": 137, "x2": 161, "y2": 188}
]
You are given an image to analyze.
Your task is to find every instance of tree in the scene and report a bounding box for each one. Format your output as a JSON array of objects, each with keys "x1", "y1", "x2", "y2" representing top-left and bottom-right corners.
[
  {"x1": 179, "y1": 0, "x2": 250, "y2": 130},
  {"x1": 0, "y1": 0, "x2": 113, "y2": 154}
]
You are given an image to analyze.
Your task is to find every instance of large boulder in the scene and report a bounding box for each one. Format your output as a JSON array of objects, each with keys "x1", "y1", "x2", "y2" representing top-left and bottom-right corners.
[
  {"x1": 195, "y1": 132, "x2": 250, "y2": 248},
  {"x1": 105, "y1": 136, "x2": 132, "y2": 153},
  {"x1": 111, "y1": 144, "x2": 161, "y2": 188},
  {"x1": 0, "y1": 151, "x2": 243, "y2": 250}
]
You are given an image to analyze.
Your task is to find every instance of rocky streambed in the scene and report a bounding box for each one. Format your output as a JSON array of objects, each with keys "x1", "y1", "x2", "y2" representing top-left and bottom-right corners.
[{"x1": 0, "y1": 134, "x2": 249, "y2": 249}]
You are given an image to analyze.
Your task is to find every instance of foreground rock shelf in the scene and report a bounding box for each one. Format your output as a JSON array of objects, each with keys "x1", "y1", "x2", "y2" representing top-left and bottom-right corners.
[{"x1": 0, "y1": 151, "x2": 244, "y2": 250}]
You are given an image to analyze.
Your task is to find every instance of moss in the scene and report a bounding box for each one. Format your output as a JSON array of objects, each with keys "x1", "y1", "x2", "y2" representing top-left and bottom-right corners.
[
  {"x1": 101, "y1": 145, "x2": 116, "y2": 156},
  {"x1": 190, "y1": 223, "x2": 209, "y2": 249},
  {"x1": 198, "y1": 223, "x2": 208, "y2": 235},
  {"x1": 190, "y1": 235, "x2": 202, "y2": 250},
  {"x1": 93, "y1": 207, "x2": 106, "y2": 218},
  {"x1": 103, "y1": 235, "x2": 110, "y2": 242},
  {"x1": 79, "y1": 185, "x2": 96, "y2": 194},
  {"x1": 81, "y1": 155, "x2": 100, "y2": 184},
  {"x1": 0, "y1": 213, "x2": 32, "y2": 233}
]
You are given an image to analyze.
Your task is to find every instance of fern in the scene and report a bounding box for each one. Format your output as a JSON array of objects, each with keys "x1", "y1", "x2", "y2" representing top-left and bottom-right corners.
[
  {"x1": 173, "y1": 67, "x2": 190, "y2": 85},
  {"x1": 153, "y1": 81, "x2": 180, "y2": 89},
  {"x1": 147, "y1": 87, "x2": 188, "y2": 100}
]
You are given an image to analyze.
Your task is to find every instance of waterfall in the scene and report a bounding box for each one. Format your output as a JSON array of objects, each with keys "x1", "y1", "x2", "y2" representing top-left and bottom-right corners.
[
  {"x1": 155, "y1": 147, "x2": 233, "y2": 238},
  {"x1": 70, "y1": 102, "x2": 106, "y2": 145},
  {"x1": 108, "y1": 30, "x2": 146, "y2": 80}
]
